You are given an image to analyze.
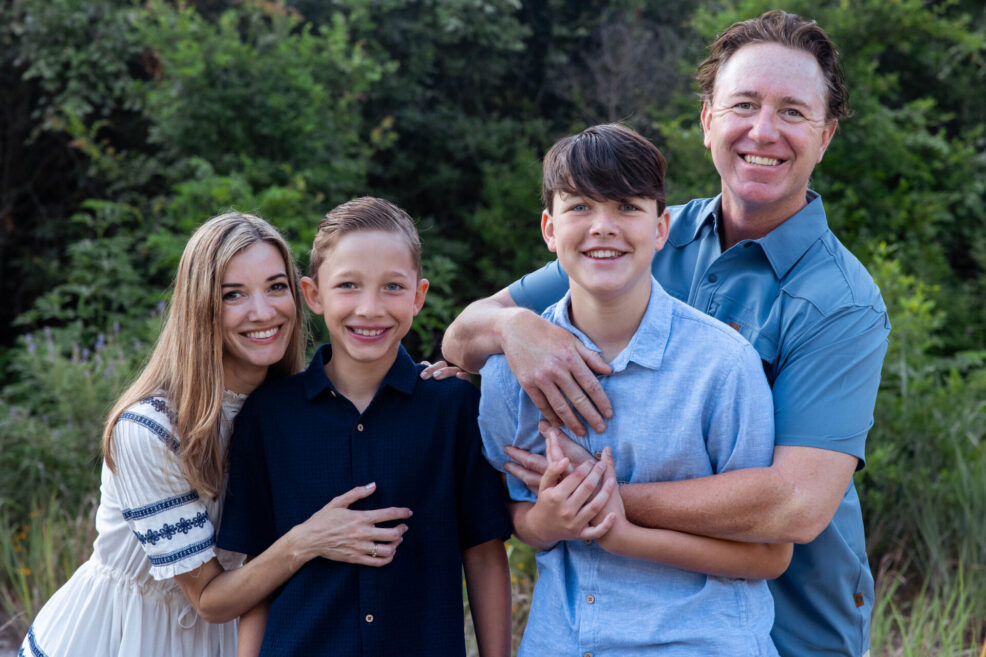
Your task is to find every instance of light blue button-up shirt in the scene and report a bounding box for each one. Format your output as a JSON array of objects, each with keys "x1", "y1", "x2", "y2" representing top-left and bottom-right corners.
[
  {"x1": 509, "y1": 192, "x2": 890, "y2": 657},
  {"x1": 480, "y1": 279, "x2": 779, "y2": 656}
]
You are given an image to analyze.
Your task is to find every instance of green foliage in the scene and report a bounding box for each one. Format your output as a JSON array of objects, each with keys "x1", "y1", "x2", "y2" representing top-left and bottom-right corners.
[
  {"x1": 0, "y1": 326, "x2": 149, "y2": 520},
  {"x1": 0, "y1": 498, "x2": 98, "y2": 637}
]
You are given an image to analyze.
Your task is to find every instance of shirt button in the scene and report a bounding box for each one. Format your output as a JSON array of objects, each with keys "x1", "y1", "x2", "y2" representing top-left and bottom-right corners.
[
  {"x1": 584, "y1": 539, "x2": 592, "y2": 545},
  {"x1": 708, "y1": 273, "x2": 718, "y2": 283},
  {"x1": 586, "y1": 594, "x2": 595, "y2": 604},
  {"x1": 594, "y1": 451, "x2": 602, "y2": 460},
  {"x1": 365, "y1": 613, "x2": 374, "y2": 623},
  {"x1": 330, "y1": 390, "x2": 337, "y2": 397},
  {"x1": 357, "y1": 423, "x2": 364, "y2": 432},
  {"x1": 585, "y1": 652, "x2": 593, "y2": 657}
]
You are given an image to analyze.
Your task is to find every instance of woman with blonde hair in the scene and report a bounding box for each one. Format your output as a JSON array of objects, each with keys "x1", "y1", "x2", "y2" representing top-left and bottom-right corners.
[{"x1": 20, "y1": 212, "x2": 414, "y2": 657}]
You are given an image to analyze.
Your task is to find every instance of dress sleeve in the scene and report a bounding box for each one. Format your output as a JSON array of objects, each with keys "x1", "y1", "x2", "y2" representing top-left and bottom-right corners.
[
  {"x1": 507, "y1": 259, "x2": 570, "y2": 313},
  {"x1": 704, "y1": 343, "x2": 776, "y2": 474},
  {"x1": 111, "y1": 404, "x2": 218, "y2": 580},
  {"x1": 772, "y1": 304, "x2": 890, "y2": 466}
]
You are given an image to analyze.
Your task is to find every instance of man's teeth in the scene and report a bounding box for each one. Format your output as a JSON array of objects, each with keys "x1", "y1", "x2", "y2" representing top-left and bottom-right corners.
[
  {"x1": 352, "y1": 328, "x2": 385, "y2": 337},
  {"x1": 245, "y1": 328, "x2": 278, "y2": 339},
  {"x1": 744, "y1": 155, "x2": 781, "y2": 166},
  {"x1": 586, "y1": 249, "x2": 622, "y2": 258}
]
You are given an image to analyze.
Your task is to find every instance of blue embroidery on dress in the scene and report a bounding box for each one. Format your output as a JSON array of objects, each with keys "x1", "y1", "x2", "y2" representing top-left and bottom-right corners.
[
  {"x1": 134, "y1": 511, "x2": 210, "y2": 545},
  {"x1": 147, "y1": 536, "x2": 215, "y2": 566},
  {"x1": 122, "y1": 490, "x2": 200, "y2": 521},
  {"x1": 139, "y1": 396, "x2": 177, "y2": 423},
  {"x1": 118, "y1": 412, "x2": 180, "y2": 452},
  {"x1": 26, "y1": 626, "x2": 49, "y2": 657}
]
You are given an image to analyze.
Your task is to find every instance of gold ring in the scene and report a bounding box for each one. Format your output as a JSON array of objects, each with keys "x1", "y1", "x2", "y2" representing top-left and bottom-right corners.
[{"x1": 371, "y1": 544, "x2": 378, "y2": 558}]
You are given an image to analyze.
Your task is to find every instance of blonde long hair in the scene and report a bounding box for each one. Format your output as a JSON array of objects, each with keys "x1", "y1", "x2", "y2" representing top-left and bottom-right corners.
[{"x1": 102, "y1": 212, "x2": 308, "y2": 498}]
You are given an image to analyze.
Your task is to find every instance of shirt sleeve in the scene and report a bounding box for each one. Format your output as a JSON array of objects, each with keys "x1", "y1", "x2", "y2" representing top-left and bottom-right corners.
[
  {"x1": 772, "y1": 303, "x2": 890, "y2": 466},
  {"x1": 704, "y1": 342, "x2": 776, "y2": 474},
  {"x1": 111, "y1": 406, "x2": 218, "y2": 580},
  {"x1": 452, "y1": 383, "x2": 513, "y2": 551},
  {"x1": 478, "y1": 356, "x2": 538, "y2": 503},
  {"x1": 508, "y1": 259, "x2": 570, "y2": 313},
  {"x1": 216, "y1": 396, "x2": 278, "y2": 557}
]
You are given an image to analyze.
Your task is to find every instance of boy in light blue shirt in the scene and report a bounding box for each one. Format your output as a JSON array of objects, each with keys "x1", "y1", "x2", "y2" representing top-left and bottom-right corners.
[{"x1": 479, "y1": 124, "x2": 791, "y2": 656}]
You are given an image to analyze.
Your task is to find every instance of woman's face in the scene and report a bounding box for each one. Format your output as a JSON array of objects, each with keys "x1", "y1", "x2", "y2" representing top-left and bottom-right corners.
[{"x1": 220, "y1": 241, "x2": 296, "y2": 395}]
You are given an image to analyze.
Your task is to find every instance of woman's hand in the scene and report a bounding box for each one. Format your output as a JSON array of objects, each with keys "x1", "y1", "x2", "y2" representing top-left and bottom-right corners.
[
  {"x1": 297, "y1": 482, "x2": 412, "y2": 567},
  {"x1": 419, "y1": 360, "x2": 471, "y2": 381}
]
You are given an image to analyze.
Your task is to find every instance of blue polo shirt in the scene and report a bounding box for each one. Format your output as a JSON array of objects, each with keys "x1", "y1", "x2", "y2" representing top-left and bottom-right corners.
[
  {"x1": 217, "y1": 344, "x2": 512, "y2": 657},
  {"x1": 481, "y1": 280, "x2": 779, "y2": 656},
  {"x1": 508, "y1": 192, "x2": 890, "y2": 657}
]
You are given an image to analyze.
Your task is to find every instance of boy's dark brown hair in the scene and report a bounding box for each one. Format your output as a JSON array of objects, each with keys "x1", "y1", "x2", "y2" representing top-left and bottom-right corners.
[
  {"x1": 541, "y1": 123, "x2": 667, "y2": 215},
  {"x1": 696, "y1": 9, "x2": 850, "y2": 122},
  {"x1": 309, "y1": 196, "x2": 422, "y2": 279}
]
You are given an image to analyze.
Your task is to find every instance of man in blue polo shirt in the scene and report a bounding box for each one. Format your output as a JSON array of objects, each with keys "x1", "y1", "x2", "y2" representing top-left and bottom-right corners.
[{"x1": 442, "y1": 10, "x2": 889, "y2": 657}]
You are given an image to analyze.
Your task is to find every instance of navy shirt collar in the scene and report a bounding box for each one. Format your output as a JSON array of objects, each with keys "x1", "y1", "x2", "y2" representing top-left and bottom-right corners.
[
  {"x1": 668, "y1": 191, "x2": 830, "y2": 280},
  {"x1": 303, "y1": 343, "x2": 419, "y2": 401}
]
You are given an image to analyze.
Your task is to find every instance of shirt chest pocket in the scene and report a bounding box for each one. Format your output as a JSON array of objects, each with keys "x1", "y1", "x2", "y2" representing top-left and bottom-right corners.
[{"x1": 708, "y1": 292, "x2": 779, "y2": 372}]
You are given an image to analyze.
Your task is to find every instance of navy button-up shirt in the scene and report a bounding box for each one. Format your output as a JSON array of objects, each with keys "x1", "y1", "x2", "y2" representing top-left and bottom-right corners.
[
  {"x1": 218, "y1": 345, "x2": 511, "y2": 657},
  {"x1": 509, "y1": 192, "x2": 890, "y2": 657}
]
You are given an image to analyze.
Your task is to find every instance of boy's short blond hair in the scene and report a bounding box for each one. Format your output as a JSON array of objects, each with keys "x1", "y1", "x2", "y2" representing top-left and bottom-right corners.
[{"x1": 309, "y1": 197, "x2": 422, "y2": 279}]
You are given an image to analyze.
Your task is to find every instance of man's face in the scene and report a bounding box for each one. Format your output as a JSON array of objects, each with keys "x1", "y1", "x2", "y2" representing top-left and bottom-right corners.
[{"x1": 701, "y1": 42, "x2": 838, "y2": 227}]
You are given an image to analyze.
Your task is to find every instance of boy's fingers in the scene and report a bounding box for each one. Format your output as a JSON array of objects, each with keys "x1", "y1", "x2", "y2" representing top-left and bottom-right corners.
[
  {"x1": 581, "y1": 513, "x2": 616, "y2": 540},
  {"x1": 539, "y1": 456, "x2": 571, "y2": 493}
]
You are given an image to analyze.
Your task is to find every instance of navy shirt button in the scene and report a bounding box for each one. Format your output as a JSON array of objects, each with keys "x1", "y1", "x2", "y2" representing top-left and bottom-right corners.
[
  {"x1": 708, "y1": 273, "x2": 718, "y2": 283},
  {"x1": 365, "y1": 613, "x2": 374, "y2": 623},
  {"x1": 357, "y1": 423, "x2": 364, "y2": 432}
]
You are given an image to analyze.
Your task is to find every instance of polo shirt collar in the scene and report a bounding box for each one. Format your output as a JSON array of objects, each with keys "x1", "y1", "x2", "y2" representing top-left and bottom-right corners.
[
  {"x1": 667, "y1": 191, "x2": 830, "y2": 280},
  {"x1": 668, "y1": 196, "x2": 720, "y2": 247},
  {"x1": 303, "y1": 343, "x2": 419, "y2": 400},
  {"x1": 548, "y1": 279, "x2": 671, "y2": 374},
  {"x1": 757, "y1": 190, "x2": 829, "y2": 279}
]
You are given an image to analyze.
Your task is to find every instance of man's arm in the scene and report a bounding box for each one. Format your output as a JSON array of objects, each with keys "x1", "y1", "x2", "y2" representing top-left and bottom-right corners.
[{"x1": 443, "y1": 287, "x2": 612, "y2": 435}]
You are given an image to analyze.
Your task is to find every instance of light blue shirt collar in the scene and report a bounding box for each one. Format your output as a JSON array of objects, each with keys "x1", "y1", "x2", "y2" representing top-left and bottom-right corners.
[{"x1": 546, "y1": 278, "x2": 672, "y2": 374}]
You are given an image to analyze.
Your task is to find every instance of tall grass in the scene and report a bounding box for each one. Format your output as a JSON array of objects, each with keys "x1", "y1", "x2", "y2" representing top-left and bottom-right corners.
[{"x1": 0, "y1": 497, "x2": 98, "y2": 638}]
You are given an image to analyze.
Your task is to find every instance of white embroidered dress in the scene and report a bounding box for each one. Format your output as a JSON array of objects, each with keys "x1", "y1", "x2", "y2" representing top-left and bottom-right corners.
[{"x1": 20, "y1": 392, "x2": 247, "y2": 657}]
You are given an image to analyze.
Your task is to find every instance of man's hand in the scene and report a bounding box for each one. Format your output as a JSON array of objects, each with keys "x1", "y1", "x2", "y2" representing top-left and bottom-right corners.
[
  {"x1": 504, "y1": 421, "x2": 596, "y2": 493},
  {"x1": 501, "y1": 310, "x2": 613, "y2": 436}
]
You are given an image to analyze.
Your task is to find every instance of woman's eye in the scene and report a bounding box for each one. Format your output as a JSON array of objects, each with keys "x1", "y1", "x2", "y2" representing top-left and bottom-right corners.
[
  {"x1": 270, "y1": 282, "x2": 289, "y2": 292},
  {"x1": 222, "y1": 290, "x2": 242, "y2": 302}
]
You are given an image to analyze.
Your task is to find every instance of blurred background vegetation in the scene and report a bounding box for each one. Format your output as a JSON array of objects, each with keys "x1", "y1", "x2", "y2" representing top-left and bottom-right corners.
[{"x1": 0, "y1": 0, "x2": 983, "y2": 654}]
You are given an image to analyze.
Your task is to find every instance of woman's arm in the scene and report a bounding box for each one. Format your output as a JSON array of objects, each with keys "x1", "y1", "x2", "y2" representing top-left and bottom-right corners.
[
  {"x1": 462, "y1": 539, "x2": 511, "y2": 657},
  {"x1": 175, "y1": 482, "x2": 410, "y2": 623},
  {"x1": 236, "y1": 598, "x2": 269, "y2": 657}
]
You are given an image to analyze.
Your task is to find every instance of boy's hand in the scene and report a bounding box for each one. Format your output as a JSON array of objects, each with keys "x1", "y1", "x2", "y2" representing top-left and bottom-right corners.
[
  {"x1": 299, "y1": 482, "x2": 411, "y2": 567},
  {"x1": 591, "y1": 448, "x2": 627, "y2": 553},
  {"x1": 527, "y1": 433, "x2": 617, "y2": 545},
  {"x1": 419, "y1": 360, "x2": 471, "y2": 381},
  {"x1": 504, "y1": 422, "x2": 596, "y2": 493}
]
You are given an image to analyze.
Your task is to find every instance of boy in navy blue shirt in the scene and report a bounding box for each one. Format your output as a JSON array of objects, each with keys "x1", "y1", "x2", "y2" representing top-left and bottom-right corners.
[{"x1": 218, "y1": 197, "x2": 512, "y2": 657}]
